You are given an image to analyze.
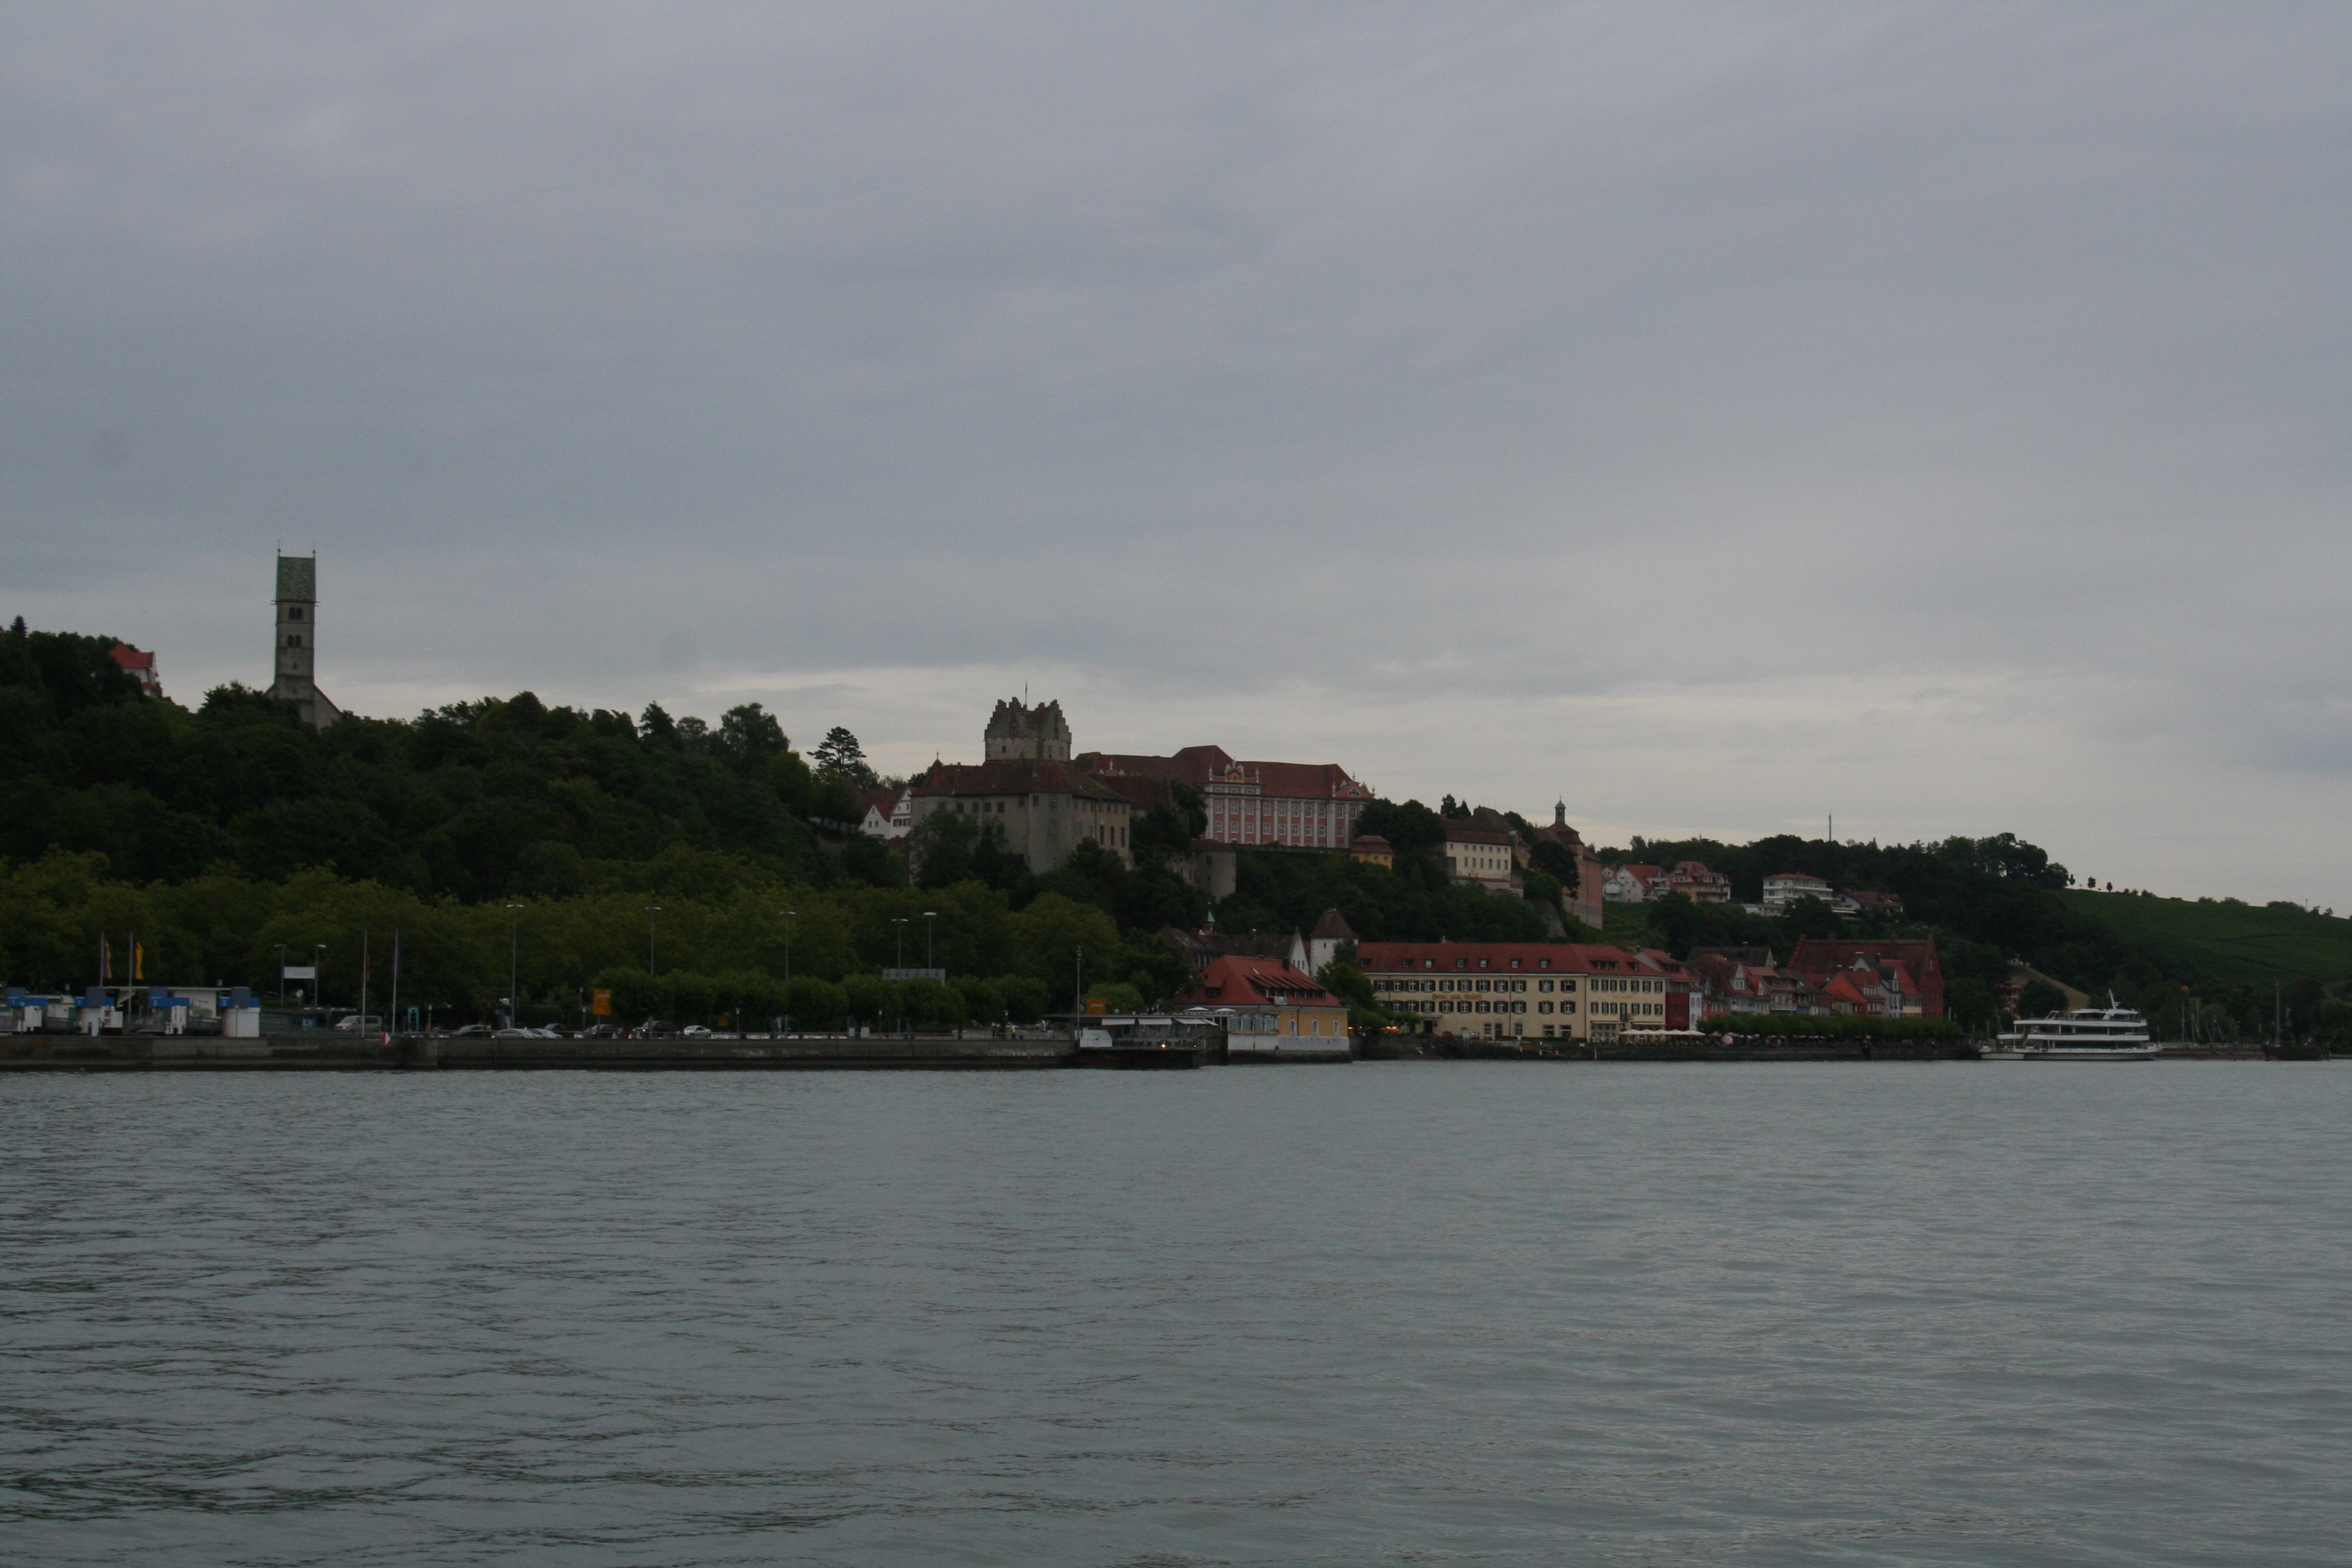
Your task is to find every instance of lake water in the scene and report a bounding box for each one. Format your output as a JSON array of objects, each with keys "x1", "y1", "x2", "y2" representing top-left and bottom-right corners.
[{"x1": 3, "y1": 1062, "x2": 2347, "y2": 1567}]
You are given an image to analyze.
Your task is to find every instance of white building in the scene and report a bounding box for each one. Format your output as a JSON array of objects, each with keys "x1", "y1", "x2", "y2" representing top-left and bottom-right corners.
[
  {"x1": 1763, "y1": 872, "x2": 1835, "y2": 909},
  {"x1": 1603, "y1": 864, "x2": 1661, "y2": 902}
]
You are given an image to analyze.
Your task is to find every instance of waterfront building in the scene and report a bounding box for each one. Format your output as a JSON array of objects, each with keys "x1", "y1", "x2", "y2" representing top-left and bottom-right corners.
[
  {"x1": 1348, "y1": 834, "x2": 1394, "y2": 868},
  {"x1": 1158, "y1": 926, "x2": 1309, "y2": 975},
  {"x1": 1686, "y1": 949, "x2": 1818, "y2": 1017},
  {"x1": 1812, "y1": 956, "x2": 1921, "y2": 1016},
  {"x1": 1357, "y1": 941, "x2": 1693, "y2": 1045},
  {"x1": 1077, "y1": 746, "x2": 1371, "y2": 851},
  {"x1": 1788, "y1": 936, "x2": 1944, "y2": 1017},
  {"x1": 1173, "y1": 954, "x2": 1349, "y2": 1044},
  {"x1": 267, "y1": 553, "x2": 341, "y2": 727}
]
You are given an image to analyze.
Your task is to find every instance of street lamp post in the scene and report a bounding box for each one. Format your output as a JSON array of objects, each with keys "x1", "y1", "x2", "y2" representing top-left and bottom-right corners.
[
  {"x1": 922, "y1": 910, "x2": 936, "y2": 970},
  {"x1": 311, "y1": 944, "x2": 326, "y2": 1011},
  {"x1": 890, "y1": 917, "x2": 909, "y2": 1037},
  {"x1": 274, "y1": 943, "x2": 287, "y2": 1004},
  {"x1": 505, "y1": 903, "x2": 524, "y2": 1029},
  {"x1": 645, "y1": 906, "x2": 662, "y2": 977},
  {"x1": 781, "y1": 910, "x2": 796, "y2": 1034},
  {"x1": 1075, "y1": 943, "x2": 1083, "y2": 1019}
]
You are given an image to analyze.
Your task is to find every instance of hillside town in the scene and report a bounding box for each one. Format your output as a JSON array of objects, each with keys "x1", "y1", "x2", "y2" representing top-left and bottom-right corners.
[
  {"x1": 20, "y1": 551, "x2": 2328, "y2": 1057},
  {"x1": 843, "y1": 692, "x2": 1957, "y2": 1043}
]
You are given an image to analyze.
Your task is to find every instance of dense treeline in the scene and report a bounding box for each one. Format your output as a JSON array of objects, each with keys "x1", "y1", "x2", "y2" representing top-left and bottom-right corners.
[
  {"x1": 0, "y1": 852, "x2": 1181, "y2": 1025},
  {"x1": 1, "y1": 625, "x2": 844, "y2": 896}
]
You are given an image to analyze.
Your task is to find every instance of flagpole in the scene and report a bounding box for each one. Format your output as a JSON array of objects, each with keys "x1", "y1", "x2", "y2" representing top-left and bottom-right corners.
[
  {"x1": 389, "y1": 930, "x2": 402, "y2": 1041},
  {"x1": 361, "y1": 929, "x2": 370, "y2": 1032}
]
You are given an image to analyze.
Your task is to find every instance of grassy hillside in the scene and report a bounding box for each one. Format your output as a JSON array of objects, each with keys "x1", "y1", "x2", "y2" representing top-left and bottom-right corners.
[{"x1": 2060, "y1": 890, "x2": 2352, "y2": 983}]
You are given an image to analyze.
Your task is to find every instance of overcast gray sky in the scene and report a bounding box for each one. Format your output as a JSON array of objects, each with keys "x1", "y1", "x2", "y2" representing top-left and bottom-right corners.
[{"x1": 6, "y1": 3, "x2": 2349, "y2": 902}]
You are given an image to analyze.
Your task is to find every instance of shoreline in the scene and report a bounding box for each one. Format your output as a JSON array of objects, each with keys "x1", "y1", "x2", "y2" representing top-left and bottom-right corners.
[{"x1": 0, "y1": 1033, "x2": 2325, "y2": 1071}]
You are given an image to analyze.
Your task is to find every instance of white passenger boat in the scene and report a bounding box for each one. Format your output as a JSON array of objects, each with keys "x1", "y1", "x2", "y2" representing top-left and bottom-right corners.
[{"x1": 1993, "y1": 1003, "x2": 2159, "y2": 1061}]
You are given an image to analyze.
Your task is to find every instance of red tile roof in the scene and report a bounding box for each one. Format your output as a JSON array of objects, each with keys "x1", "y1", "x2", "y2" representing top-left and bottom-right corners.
[
  {"x1": 1077, "y1": 747, "x2": 1232, "y2": 786},
  {"x1": 1077, "y1": 748, "x2": 1365, "y2": 800},
  {"x1": 1356, "y1": 941, "x2": 1640, "y2": 975},
  {"x1": 1174, "y1": 954, "x2": 1342, "y2": 1009},
  {"x1": 913, "y1": 761, "x2": 1129, "y2": 802}
]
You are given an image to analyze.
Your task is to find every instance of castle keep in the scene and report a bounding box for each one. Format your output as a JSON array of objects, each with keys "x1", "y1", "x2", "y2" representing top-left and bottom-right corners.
[{"x1": 983, "y1": 698, "x2": 1071, "y2": 762}]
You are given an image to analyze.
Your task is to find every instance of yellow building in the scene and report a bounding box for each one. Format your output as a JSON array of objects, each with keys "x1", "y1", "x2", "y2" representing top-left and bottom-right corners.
[{"x1": 1354, "y1": 941, "x2": 1690, "y2": 1043}]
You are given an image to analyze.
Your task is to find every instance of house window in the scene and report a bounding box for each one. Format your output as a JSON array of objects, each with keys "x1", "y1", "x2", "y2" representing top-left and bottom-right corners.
[
  {"x1": 287, "y1": 606, "x2": 304, "y2": 621},
  {"x1": 285, "y1": 634, "x2": 303, "y2": 648}
]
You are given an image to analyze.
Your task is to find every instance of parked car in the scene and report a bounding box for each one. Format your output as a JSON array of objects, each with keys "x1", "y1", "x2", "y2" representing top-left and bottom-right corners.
[
  {"x1": 332, "y1": 1014, "x2": 384, "y2": 1032},
  {"x1": 451, "y1": 1024, "x2": 494, "y2": 1038},
  {"x1": 680, "y1": 1024, "x2": 713, "y2": 1039}
]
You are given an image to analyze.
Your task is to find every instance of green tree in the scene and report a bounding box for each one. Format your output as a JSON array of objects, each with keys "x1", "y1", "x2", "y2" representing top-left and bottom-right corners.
[
  {"x1": 2016, "y1": 977, "x2": 2069, "y2": 1019},
  {"x1": 1771, "y1": 896, "x2": 1844, "y2": 943},
  {"x1": 1085, "y1": 981, "x2": 1146, "y2": 1013},
  {"x1": 1946, "y1": 977, "x2": 1997, "y2": 1032},
  {"x1": 812, "y1": 726, "x2": 877, "y2": 787},
  {"x1": 841, "y1": 973, "x2": 893, "y2": 1027},
  {"x1": 1358, "y1": 798, "x2": 1446, "y2": 855},
  {"x1": 998, "y1": 975, "x2": 1050, "y2": 1024},
  {"x1": 717, "y1": 704, "x2": 788, "y2": 770},
  {"x1": 784, "y1": 975, "x2": 847, "y2": 1030}
]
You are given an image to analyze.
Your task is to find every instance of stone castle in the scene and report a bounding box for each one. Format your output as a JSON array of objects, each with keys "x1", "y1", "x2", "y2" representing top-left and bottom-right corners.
[{"x1": 983, "y1": 698, "x2": 1071, "y2": 762}]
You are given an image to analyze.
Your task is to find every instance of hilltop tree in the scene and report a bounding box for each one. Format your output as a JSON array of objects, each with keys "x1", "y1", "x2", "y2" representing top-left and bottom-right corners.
[
  {"x1": 1356, "y1": 798, "x2": 1445, "y2": 855},
  {"x1": 717, "y1": 703, "x2": 787, "y2": 770},
  {"x1": 813, "y1": 726, "x2": 877, "y2": 787}
]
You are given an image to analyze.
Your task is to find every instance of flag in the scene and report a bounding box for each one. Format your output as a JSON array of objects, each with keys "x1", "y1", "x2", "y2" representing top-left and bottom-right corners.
[
  {"x1": 99, "y1": 934, "x2": 111, "y2": 985},
  {"x1": 132, "y1": 936, "x2": 144, "y2": 982}
]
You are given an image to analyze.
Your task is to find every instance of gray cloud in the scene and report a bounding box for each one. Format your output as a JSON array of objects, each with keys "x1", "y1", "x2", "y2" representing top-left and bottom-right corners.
[{"x1": 3, "y1": 3, "x2": 2349, "y2": 901}]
